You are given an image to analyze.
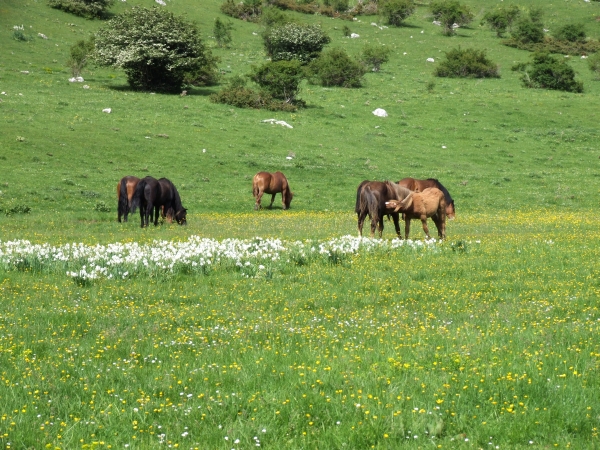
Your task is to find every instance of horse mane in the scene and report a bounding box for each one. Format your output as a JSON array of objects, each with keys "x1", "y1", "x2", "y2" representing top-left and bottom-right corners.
[
  {"x1": 426, "y1": 178, "x2": 453, "y2": 205},
  {"x1": 385, "y1": 181, "x2": 411, "y2": 200}
]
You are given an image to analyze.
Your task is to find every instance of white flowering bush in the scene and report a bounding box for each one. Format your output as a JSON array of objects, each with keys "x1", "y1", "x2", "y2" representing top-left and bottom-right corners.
[
  {"x1": 48, "y1": 0, "x2": 114, "y2": 18},
  {"x1": 0, "y1": 236, "x2": 440, "y2": 283},
  {"x1": 95, "y1": 6, "x2": 217, "y2": 92},
  {"x1": 263, "y1": 23, "x2": 331, "y2": 63}
]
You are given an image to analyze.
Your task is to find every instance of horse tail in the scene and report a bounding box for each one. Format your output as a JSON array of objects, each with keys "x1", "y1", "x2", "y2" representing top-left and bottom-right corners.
[
  {"x1": 118, "y1": 179, "x2": 129, "y2": 217},
  {"x1": 362, "y1": 185, "x2": 380, "y2": 223},
  {"x1": 252, "y1": 177, "x2": 259, "y2": 198},
  {"x1": 130, "y1": 178, "x2": 146, "y2": 213},
  {"x1": 355, "y1": 181, "x2": 369, "y2": 214}
]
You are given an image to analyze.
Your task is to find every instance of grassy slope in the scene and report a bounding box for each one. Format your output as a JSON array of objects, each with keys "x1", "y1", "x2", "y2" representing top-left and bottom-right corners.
[{"x1": 1, "y1": 0, "x2": 599, "y2": 243}]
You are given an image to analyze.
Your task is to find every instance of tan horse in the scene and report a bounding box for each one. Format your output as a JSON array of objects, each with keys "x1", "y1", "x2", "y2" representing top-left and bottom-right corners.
[
  {"x1": 252, "y1": 171, "x2": 293, "y2": 210},
  {"x1": 397, "y1": 177, "x2": 455, "y2": 220},
  {"x1": 117, "y1": 175, "x2": 140, "y2": 222},
  {"x1": 385, "y1": 187, "x2": 447, "y2": 239}
]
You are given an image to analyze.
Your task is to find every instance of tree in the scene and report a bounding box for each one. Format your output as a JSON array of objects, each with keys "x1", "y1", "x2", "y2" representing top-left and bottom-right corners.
[
  {"x1": 360, "y1": 44, "x2": 391, "y2": 72},
  {"x1": 512, "y1": 53, "x2": 583, "y2": 93},
  {"x1": 95, "y1": 7, "x2": 216, "y2": 92},
  {"x1": 379, "y1": 0, "x2": 415, "y2": 27},
  {"x1": 68, "y1": 37, "x2": 95, "y2": 77},
  {"x1": 309, "y1": 47, "x2": 367, "y2": 87},
  {"x1": 263, "y1": 23, "x2": 330, "y2": 63},
  {"x1": 213, "y1": 17, "x2": 233, "y2": 48},
  {"x1": 430, "y1": 0, "x2": 473, "y2": 36},
  {"x1": 511, "y1": 8, "x2": 544, "y2": 44},
  {"x1": 48, "y1": 0, "x2": 113, "y2": 18},
  {"x1": 481, "y1": 4, "x2": 520, "y2": 37}
]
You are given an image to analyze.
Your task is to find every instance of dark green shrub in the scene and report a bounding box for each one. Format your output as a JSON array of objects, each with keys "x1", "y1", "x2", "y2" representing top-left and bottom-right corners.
[
  {"x1": 589, "y1": 53, "x2": 600, "y2": 79},
  {"x1": 210, "y1": 76, "x2": 299, "y2": 111},
  {"x1": 95, "y1": 7, "x2": 217, "y2": 93},
  {"x1": 379, "y1": 0, "x2": 415, "y2": 27},
  {"x1": 309, "y1": 47, "x2": 367, "y2": 87},
  {"x1": 260, "y1": 7, "x2": 293, "y2": 27},
  {"x1": 434, "y1": 47, "x2": 499, "y2": 78},
  {"x1": 249, "y1": 60, "x2": 305, "y2": 103},
  {"x1": 323, "y1": 0, "x2": 349, "y2": 13},
  {"x1": 47, "y1": 0, "x2": 113, "y2": 18},
  {"x1": 512, "y1": 53, "x2": 583, "y2": 93},
  {"x1": 360, "y1": 44, "x2": 391, "y2": 72},
  {"x1": 213, "y1": 17, "x2": 233, "y2": 48},
  {"x1": 220, "y1": 0, "x2": 261, "y2": 21},
  {"x1": 430, "y1": 0, "x2": 473, "y2": 35},
  {"x1": 511, "y1": 9, "x2": 544, "y2": 44},
  {"x1": 554, "y1": 23, "x2": 586, "y2": 43},
  {"x1": 67, "y1": 37, "x2": 95, "y2": 77},
  {"x1": 481, "y1": 4, "x2": 520, "y2": 37},
  {"x1": 263, "y1": 23, "x2": 330, "y2": 63}
]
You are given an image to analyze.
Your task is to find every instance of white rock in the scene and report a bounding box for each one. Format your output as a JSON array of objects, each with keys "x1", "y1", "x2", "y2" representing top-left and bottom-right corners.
[
  {"x1": 83, "y1": 85, "x2": 90, "y2": 89},
  {"x1": 262, "y1": 119, "x2": 293, "y2": 128},
  {"x1": 102, "y1": 108, "x2": 111, "y2": 113},
  {"x1": 350, "y1": 33, "x2": 360, "y2": 38},
  {"x1": 372, "y1": 108, "x2": 388, "y2": 117},
  {"x1": 427, "y1": 58, "x2": 435, "y2": 62}
]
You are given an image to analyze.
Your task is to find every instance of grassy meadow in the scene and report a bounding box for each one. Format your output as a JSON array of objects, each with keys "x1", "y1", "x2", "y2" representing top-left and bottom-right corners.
[{"x1": 1, "y1": 0, "x2": 600, "y2": 448}]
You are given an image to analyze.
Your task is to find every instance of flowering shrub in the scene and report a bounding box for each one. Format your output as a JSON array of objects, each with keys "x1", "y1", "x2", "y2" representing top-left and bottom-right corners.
[
  {"x1": 95, "y1": 6, "x2": 217, "y2": 92},
  {"x1": 47, "y1": 0, "x2": 114, "y2": 18},
  {"x1": 0, "y1": 235, "x2": 440, "y2": 282},
  {"x1": 263, "y1": 23, "x2": 330, "y2": 63}
]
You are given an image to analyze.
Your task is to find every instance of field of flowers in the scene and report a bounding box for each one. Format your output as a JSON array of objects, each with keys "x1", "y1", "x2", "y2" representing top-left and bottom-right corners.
[{"x1": 1, "y1": 212, "x2": 599, "y2": 449}]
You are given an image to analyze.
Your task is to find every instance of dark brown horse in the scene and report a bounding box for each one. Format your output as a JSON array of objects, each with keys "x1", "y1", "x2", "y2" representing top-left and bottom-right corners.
[
  {"x1": 252, "y1": 171, "x2": 293, "y2": 210},
  {"x1": 397, "y1": 178, "x2": 455, "y2": 219},
  {"x1": 356, "y1": 180, "x2": 412, "y2": 237},
  {"x1": 131, "y1": 176, "x2": 187, "y2": 228},
  {"x1": 385, "y1": 187, "x2": 447, "y2": 240},
  {"x1": 117, "y1": 175, "x2": 140, "y2": 223}
]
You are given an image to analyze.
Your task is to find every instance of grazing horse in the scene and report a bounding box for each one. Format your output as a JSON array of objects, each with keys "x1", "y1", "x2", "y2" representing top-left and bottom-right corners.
[
  {"x1": 385, "y1": 187, "x2": 447, "y2": 240},
  {"x1": 252, "y1": 171, "x2": 293, "y2": 210},
  {"x1": 356, "y1": 180, "x2": 412, "y2": 237},
  {"x1": 131, "y1": 176, "x2": 187, "y2": 228},
  {"x1": 117, "y1": 175, "x2": 140, "y2": 223},
  {"x1": 397, "y1": 177, "x2": 455, "y2": 220}
]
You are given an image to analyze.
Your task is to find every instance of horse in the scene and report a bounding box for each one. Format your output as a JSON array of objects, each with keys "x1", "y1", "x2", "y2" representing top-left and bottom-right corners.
[
  {"x1": 252, "y1": 171, "x2": 293, "y2": 210},
  {"x1": 385, "y1": 187, "x2": 447, "y2": 240},
  {"x1": 131, "y1": 176, "x2": 187, "y2": 228},
  {"x1": 397, "y1": 178, "x2": 455, "y2": 220},
  {"x1": 116, "y1": 175, "x2": 140, "y2": 223},
  {"x1": 356, "y1": 180, "x2": 412, "y2": 238}
]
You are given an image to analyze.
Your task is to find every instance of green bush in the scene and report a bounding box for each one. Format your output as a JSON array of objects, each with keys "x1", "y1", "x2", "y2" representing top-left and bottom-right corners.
[
  {"x1": 554, "y1": 23, "x2": 586, "y2": 43},
  {"x1": 213, "y1": 17, "x2": 233, "y2": 48},
  {"x1": 67, "y1": 37, "x2": 95, "y2": 77},
  {"x1": 309, "y1": 47, "x2": 366, "y2": 87},
  {"x1": 379, "y1": 0, "x2": 415, "y2": 27},
  {"x1": 511, "y1": 8, "x2": 544, "y2": 44},
  {"x1": 430, "y1": 0, "x2": 473, "y2": 36},
  {"x1": 323, "y1": 0, "x2": 349, "y2": 13},
  {"x1": 360, "y1": 44, "x2": 391, "y2": 72},
  {"x1": 589, "y1": 53, "x2": 600, "y2": 79},
  {"x1": 263, "y1": 23, "x2": 330, "y2": 63},
  {"x1": 434, "y1": 47, "x2": 499, "y2": 78},
  {"x1": 95, "y1": 6, "x2": 217, "y2": 93},
  {"x1": 220, "y1": 0, "x2": 261, "y2": 21},
  {"x1": 47, "y1": 0, "x2": 113, "y2": 18},
  {"x1": 481, "y1": 4, "x2": 520, "y2": 37},
  {"x1": 512, "y1": 53, "x2": 583, "y2": 93},
  {"x1": 210, "y1": 76, "x2": 299, "y2": 111},
  {"x1": 260, "y1": 7, "x2": 293, "y2": 27},
  {"x1": 250, "y1": 60, "x2": 305, "y2": 103}
]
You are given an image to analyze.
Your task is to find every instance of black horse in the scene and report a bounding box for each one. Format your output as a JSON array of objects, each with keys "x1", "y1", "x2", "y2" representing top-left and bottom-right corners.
[{"x1": 131, "y1": 176, "x2": 187, "y2": 228}]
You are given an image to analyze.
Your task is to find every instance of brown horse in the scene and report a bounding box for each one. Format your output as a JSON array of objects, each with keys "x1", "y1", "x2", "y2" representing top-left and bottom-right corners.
[
  {"x1": 117, "y1": 175, "x2": 140, "y2": 223},
  {"x1": 397, "y1": 178, "x2": 455, "y2": 220},
  {"x1": 252, "y1": 171, "x2": 293, "y2": 210},
  {"x1": 131, "y1": 176, "x2": 187, "y2": 227},
  {"x1": 356, "y1": 180, "x2": 412, "y2": 237},
  {"x1": 385, "y1": 187, "x2": 446, "y2": 240}
]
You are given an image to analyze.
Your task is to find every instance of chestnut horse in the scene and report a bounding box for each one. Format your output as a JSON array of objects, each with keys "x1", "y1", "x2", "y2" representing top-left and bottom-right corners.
[
  {"x1": 385, "y1": 187, "x2": 446, "y2": 240},
  {"x1": 131, "y1": 176, "x2": 187, "y2": 227},
  {"x1": 356, "y1": 180, "x2": 412, "y2": 237},
  {"x1": 252, "y1": 171, "x2": 293, "y2": 210},
  {"x1": 117, "y1": 175, "x2": 140, "y2": 223},
  {"x1": 397, "y1": 178, "x2": 455, "y2": 219}
]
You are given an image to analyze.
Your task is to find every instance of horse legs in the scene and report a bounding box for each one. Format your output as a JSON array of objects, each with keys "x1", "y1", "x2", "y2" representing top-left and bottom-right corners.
[
  {"x1": 404, "y1": 218, "x2": 411, "y2": 240},
  {"x1": 432, "y1": 215, "x2": 446, "y2": 239},
  {"x1": 153, "y1": 205, "x2": 160, "y2": 226},
  {"x1": 268, "y1": 193, "x2": 276, "y2": 209},
  {"x1": 392, "y1": 213, "x2": 402, "y2": 238},
  {"x1": 254, "y1": 190, "x2": 264, "y2": 210},
  {"x1": 357, "y1": 212, "x2": 367, "y2": 237},
  {"x1": 142, "y1": 202, "x2": 153, "y2": 228},
  {"x1": 421, "y1": 218, "x2": 431, "y2": 239},
  {"x1": 281, "y1": 189, "x2": 288, "y2": 210},
  {"x1": 377, "y1": 215, "x2": 384, "y2": 238}
]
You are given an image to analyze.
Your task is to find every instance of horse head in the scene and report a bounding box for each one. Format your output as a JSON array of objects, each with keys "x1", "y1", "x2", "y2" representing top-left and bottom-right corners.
[
  {"x1": 175, "y1": 208, "x2": 187, "y2": 225},
  {"x1": 284, "y1": 191, "x2": 294, "y2": 210}
]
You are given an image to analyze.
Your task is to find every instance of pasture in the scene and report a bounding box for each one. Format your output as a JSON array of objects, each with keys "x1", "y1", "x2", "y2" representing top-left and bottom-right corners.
[{"x1": 1, "y1": 0, "x2": 600, "y2": 448}]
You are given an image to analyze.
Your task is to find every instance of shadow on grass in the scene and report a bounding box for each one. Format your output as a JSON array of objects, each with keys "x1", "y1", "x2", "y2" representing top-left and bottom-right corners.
[{"x1": 103, "y1": 83, "x2": 218, "y2": 96}]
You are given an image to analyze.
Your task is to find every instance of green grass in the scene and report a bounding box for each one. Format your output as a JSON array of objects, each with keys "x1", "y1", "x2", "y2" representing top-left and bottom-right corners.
[{"x1": 1, "y1": 0, "x2": 600, "y2": 448}]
